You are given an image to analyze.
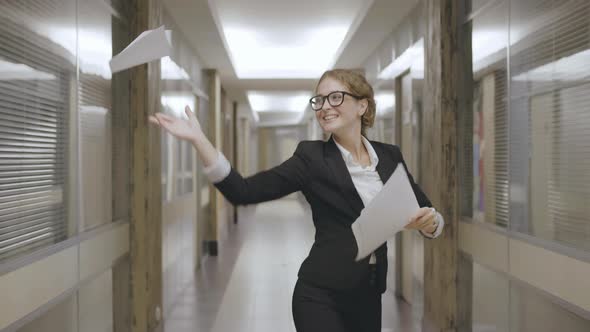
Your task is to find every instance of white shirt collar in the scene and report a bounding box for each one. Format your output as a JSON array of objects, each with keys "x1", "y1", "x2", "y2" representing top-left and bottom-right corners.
[{"x1": 333, "y1": 136, "x2": 379, "y2": 169}]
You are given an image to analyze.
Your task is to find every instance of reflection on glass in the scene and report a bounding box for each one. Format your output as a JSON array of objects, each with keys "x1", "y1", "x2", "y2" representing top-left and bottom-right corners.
[
  {"x1": 510, "y1": 281, "x2": 590, "y2": 332},
  {"x1": 161, "y1": 62, "x2": 204, "y2": 225},
  {"x1": 0, "y1": 59, "x2": 56, "y2": 80},
  {"x1": 471, "y1": 2, "x2": 508, "y2": 72},
  {"x1": 509, "y1": 0, "x2": 590, "y2": 249},
  {"x1": 375, "y1": 91, "x2": 395, "y2": 116},
  {"x1": 78, "y1": 0, "x2": 119, "y2": 232},
  {"x1": 367, "y1": 88, "x2": 395, "y2": 143},
  {"x1": 78, "y1": 0, "x2": 114, "y2": 79},
  {"x1": 0, "y1": 0, "x2": 76, "y2": 261},
  {"x1": 473, "y1": 262, "x2": 509, "y2": 332},
  {"x1": 470, "y1": 1, "x2": 509, "y2": 227},
  {"x1": 512, "y1": 49, "x2": 590, "y2": 83},
  {"x1": 160, "y1": 92, "x2": 196, "y2": 199},
  {"x1": 80, "y1": 106, "x2": 111, "y2": 231}
]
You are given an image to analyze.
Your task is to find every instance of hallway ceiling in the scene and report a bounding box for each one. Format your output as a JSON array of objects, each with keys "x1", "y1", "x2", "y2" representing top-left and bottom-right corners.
[{"x1": 163, "y1": 0, "x2": 417, "y2": 125}]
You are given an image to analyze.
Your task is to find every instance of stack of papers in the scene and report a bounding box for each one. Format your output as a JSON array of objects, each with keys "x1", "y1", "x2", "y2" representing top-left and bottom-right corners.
[
  {"x1": 109, "y1": 25, "x2": 172, "y2": 73},
  {"x1": 352, "y1": 164, "x2": 420, "y2": 261}
]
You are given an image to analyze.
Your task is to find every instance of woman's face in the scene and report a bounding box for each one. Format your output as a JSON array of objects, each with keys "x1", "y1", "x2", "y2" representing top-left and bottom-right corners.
[{"x1": 314, "y1": 77, "x2": 367, "y2": 136}]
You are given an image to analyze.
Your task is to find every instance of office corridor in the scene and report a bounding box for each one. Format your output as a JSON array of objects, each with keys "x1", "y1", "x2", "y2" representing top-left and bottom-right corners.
[
  {"x1": 2, "y1": 1, "x2": 590, "y2": 331},
  {"x1": 164, "y1": 198, "x2": 419, "y2": 332}
]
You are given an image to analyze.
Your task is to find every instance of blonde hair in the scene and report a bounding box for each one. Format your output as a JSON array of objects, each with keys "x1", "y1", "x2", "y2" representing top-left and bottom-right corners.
[{"x1": 316, "y1": 69, "x2": 376, "y2": 136}]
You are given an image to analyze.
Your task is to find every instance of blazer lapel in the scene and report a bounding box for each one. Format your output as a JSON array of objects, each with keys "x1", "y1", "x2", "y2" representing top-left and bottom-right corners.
[
  {"x1": 324, "y1": 137, "x2": 365, "y2": 216},
  {"x1": 373, "y1": 141, "x2": 397, "y2": 185}
]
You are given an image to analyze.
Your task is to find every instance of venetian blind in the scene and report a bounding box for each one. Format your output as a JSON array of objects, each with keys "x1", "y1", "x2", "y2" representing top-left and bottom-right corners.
[
  {"x1": 510, "y1": 0, "x2": 590, "y2": 250},
  {"x1": 0, "y1": 15, "x2": 72, "y2": 261}
]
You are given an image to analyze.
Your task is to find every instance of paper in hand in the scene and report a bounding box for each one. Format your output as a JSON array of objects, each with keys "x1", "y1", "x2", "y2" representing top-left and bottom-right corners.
[
  {"x1": 109, "y1": 25, "x2": 172, "y2": 73},
  {"x1": 351, "y1": 163, "x2": 420, "y2": 261}
]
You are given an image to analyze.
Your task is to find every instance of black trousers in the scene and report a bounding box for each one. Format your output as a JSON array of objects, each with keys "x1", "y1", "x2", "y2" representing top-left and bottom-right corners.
[{"x1": 292, "y1": 266, "x2": 382, "y2": 332}]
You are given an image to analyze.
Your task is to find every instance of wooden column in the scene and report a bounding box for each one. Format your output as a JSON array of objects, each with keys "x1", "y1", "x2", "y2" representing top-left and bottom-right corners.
[
  {"x1": 422, "y1": 0, "x2": 469, "y2": 331},
  {"x1": 129, "y1": 0, "x2": 163, "y2": 331},
  {"x1": 207, "y1": 70, "x2": 222, "y2": 255},
  {"x1": 258, "y1": 128, "x2": 269, "y2": 171},
  {"x1": 232, "y1": 101, "x2": 238, "y2": 224}
]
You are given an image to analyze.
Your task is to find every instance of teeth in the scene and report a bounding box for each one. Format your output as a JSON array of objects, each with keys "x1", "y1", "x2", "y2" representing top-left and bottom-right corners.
[{"x1": 324, "y1": 115, "x2": 338, "y2": 121}]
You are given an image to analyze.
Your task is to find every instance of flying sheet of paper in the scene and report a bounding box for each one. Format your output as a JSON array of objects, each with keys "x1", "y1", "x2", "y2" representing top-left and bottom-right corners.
[
  {"x1": 109, "y1": 25, "x2": 172, "y2": 73},
  {"x1": 352, "y1": 163, "x2": 420, "y2": 261}
]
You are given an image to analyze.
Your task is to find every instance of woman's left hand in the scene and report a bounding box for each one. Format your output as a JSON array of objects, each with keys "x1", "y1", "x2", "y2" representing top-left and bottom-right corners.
[{"x1": 405, "y1": 207, "x2": 438, "y2": 235}]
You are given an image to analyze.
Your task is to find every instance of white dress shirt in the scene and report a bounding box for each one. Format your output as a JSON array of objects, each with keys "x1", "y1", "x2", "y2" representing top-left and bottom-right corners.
[
  {"x1": 203, "y1": 138, "x2": 444, "y2": 264},
  {"x1": 333, "y1": 137, "x2": 444, "y2": 263}
]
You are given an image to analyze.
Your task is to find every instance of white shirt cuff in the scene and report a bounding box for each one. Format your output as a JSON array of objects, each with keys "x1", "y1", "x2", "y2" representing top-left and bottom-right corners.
[
  {"x1": 203, "y1": 151, "x2": 231, "y2": 183},
  {"x1": 421, "y1": 211, "x2": 445, "y2": 239}
]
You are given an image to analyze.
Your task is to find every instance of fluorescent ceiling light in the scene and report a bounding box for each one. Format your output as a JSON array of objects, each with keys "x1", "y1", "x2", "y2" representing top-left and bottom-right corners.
[
  {"x1": 224, "y1": 26, "x2": 348, "y2": 79},
  {"x1": 0, "y1": 59, "x2": 56, "y2": 80},
  {"x1": 257, "y1": 110, "x2": 307, "y2": 127},
  {"x1": 247, "y1": 91, "x2": 311, "y2": 112},
  {"x1": 378, "y1": 39, "x2": 424, "y2": 80},
  {"x1": 161, "y1": 56, "x2": 190, "y2": 80}
]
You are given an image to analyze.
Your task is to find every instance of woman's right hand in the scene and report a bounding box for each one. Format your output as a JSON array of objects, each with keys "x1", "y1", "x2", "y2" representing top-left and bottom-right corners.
[
  {"x1": 149, "y1": 106, "x2": 202, "y2": 143},
  {"x1": 150, "y1": 105, "x2": 219, "y2": 168}
]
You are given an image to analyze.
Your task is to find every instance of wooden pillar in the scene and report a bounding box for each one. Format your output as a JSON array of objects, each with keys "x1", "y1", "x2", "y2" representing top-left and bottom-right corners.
[
  {"x1": 393, "y1": 75, "x2": 404, "y2": 297},
  {"x1": 422, "y1": 0, "x2": 469, "y2": 331},
  {"x1": 394, "y1": 76, "x2": 403, "y2": 146},
  {"x1": 111, "y1": 3, "x2": 132, "y2": 332},
  {"x1": 258, "y1": 128, "x2": 269, "y2": 171},
  {"x1": 232, "y1": 101, "x2": 238, "y2": 224},
  {"x1": 207, "y1": 70, "x2": 222, "y2": 255},
  {"x1": 128, "y1": 0, "x2": 163, "y2": 331}
]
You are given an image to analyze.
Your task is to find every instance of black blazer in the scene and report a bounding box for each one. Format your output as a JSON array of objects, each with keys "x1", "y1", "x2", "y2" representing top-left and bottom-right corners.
[{"x1": 214, "y1": 136, "x2": 432, "y2": 293}]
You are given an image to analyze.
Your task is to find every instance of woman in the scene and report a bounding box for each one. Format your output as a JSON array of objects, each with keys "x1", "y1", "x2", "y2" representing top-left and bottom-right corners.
[{"x1": 149, "y1": 69, "x2": 444, "y2": 332}]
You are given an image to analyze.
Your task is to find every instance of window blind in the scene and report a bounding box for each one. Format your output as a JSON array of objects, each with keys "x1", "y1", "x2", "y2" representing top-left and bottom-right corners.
[
  {"x1": 510, "y1": 0, "x2": 590, "y2": 249},
  {"x1": 469, "y1": 1, "x2": 510, "y2": 227},
  {"x1": 0, "y1": 15, "x2": 72, "y2": 261}
]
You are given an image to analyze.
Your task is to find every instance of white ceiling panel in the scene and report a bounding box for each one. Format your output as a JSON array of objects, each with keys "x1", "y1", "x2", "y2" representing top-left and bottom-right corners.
[
  {"x1": 210, "y1": 0, "x2": 372, "y2": 78},
  {"x1": 164, "y1": 0, "x2": 415, "y2": 124}
]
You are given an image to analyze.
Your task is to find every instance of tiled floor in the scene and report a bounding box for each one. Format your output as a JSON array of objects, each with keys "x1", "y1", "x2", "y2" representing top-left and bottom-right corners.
[{"x1": 164, "y1": 198, "x2": 420, "y2": 332}]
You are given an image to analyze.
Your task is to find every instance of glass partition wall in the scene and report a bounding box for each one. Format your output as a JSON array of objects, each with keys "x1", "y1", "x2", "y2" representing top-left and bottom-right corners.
[{"x1": 462, "y1": 0, "x2": 590, "y2": 331}]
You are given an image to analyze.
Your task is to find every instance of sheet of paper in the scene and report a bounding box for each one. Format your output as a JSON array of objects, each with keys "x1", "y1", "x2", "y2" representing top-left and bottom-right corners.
[
  {"x1": 109, "y1": 25, "x2": 172, "y2": 73},
  {"x1": 352, "y1": 163, "x2": 420, "y2": 261}
]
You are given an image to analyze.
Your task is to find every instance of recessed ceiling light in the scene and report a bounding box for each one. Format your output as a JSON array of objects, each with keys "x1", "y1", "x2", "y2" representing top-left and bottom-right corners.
[
  {"x1": 247, "y1": 91, "x2": 311, "y2": 112},
  {"x1": 223, "y1": 26, "x2": 348, "y2": 79}
]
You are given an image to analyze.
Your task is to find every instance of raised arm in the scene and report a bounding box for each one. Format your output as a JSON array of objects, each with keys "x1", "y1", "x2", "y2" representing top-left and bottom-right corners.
[
  {"x1": 149, "y1": 106, "x2": 309, "y2": 206},
  {"x1": 149, "y1": 106, "x2": 218, "y2": 168}
]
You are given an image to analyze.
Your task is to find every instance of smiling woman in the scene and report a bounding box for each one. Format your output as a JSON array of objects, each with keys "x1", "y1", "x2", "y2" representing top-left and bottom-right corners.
[
  {"x1": 149, "y1": 68, "x2": 444, "y2": 332},
  {"x1": 313, "y1": 69, "x2": 377, "y2": 137}
]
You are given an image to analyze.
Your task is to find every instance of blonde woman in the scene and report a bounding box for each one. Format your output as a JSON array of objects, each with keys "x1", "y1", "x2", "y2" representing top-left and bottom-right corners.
[{"x1": 150, "y1": 69, "x2": 444, "y2": 332}]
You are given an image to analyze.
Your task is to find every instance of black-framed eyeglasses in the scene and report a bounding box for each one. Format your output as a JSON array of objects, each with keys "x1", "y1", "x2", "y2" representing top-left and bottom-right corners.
[{"x1": 309, "y1": 91, "x2": 365, "y2": 111}]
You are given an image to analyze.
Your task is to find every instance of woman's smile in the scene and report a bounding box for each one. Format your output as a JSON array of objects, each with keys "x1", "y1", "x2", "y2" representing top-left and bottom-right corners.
[{"x1": 322, "y1": 113, "x2": 339, "y2": 122}]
